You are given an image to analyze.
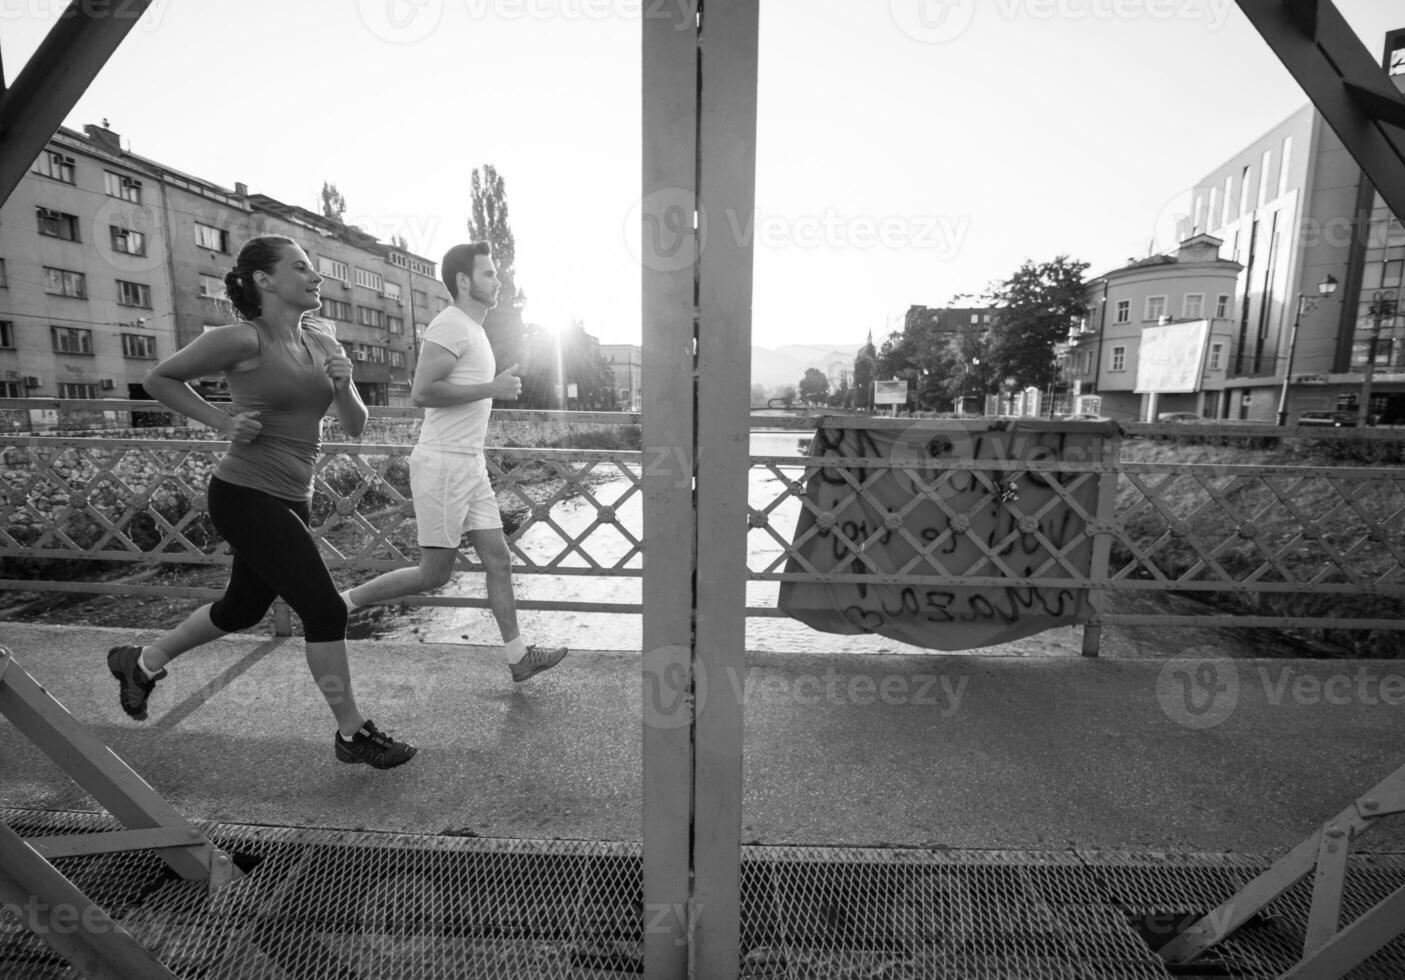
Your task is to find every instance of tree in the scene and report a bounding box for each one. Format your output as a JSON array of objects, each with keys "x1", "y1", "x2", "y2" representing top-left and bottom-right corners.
[
  {"x1": 751, "y1": 383, "x2": 768, "y2": 407},
  {"x1": 798, "y1": 368, "x2": 829, "y2": 405},
  {"x1": 468, "y1": 164, "x2": 526, "y2": 397},
  {"x1": 779, "y1": 386, "x2": 797, "y2": 408},
  {"x1": 852, "y1": 332, "x2": 877, "y2": 412},
  {"x1": 390, "y1": 234, "x2": 408, "y2": 250},
  {"x1": 320, "y1": 182, "x2": 346, "y2": 221},
  {"x1": 985, "y1": 255, "x2": 1089, "y2": 393}
]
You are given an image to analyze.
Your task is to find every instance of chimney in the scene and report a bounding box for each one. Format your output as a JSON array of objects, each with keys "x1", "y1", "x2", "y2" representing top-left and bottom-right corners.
[
  {"x1": 235, "y1": 182, "x2": 249, "y2": 197},
  {"x1": 83, "y1": 119, "x2": 122, "y2": 155}
]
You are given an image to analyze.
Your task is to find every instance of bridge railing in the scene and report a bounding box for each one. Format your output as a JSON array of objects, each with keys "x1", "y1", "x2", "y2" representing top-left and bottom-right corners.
[{"x1": 2, "y1": 401, "x2": 1403, "y2": 652}]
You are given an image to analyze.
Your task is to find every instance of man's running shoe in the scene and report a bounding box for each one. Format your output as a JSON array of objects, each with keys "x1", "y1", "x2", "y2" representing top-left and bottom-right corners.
[
  {"x1": 107, "y1": 645, "x2": 165, "y2": 721},
  {"x1": 334, "y1": 720, "x2": 417, "y2": 769},
  {"x1": 510, "y1": 645, "x2": 568, "y2": 683}
]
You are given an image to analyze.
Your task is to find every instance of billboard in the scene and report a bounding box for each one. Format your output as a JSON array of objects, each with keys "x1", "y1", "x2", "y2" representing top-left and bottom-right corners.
[
  {"x1": 1136, "y1": 320, "x2": 1210, "y2": 393},
  {"x1": 873, "y1": 379, "x2": 908, "y2": 405}
]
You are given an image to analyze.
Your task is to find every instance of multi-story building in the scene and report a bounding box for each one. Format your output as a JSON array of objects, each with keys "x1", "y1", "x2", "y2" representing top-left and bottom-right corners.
[
  {"x1": 1157, "y1": 27, "x2": 1405, "y2": 424},
  {"x1": 599, "y1": 343, "x2": 641, "y2": 412},
  {"x1": 0, "y1": 122, "x2": 450, "y2": 424},
  {"x1": 1069, "y1": 234, "x2": 1242, "y2": 421}
]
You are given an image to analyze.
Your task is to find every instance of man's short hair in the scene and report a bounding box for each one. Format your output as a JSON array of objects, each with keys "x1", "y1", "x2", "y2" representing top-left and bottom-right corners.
[{"x1": 441, "y1": 242, "x2": 493, "y2": 299}]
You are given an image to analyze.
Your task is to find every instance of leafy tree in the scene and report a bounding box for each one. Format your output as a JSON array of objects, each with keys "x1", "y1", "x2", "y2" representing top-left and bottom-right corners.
[
  {"x1": 985, "y1": 255, "x2": 1089, "y2": 393},
  {"x1": 779, "y1": 386, "x2": 796, "y2": 408},
  {"x1": 468, "y1": 164, "x2": 527, "y2": 396},
  {"x1": 390, "y1": 234, "x2": 408, "y2": 250},
  {"x1": 798, "y1": 367, "x2": 829, "y2": 405},
  {"x1": 852, "y1": 332, "x2": 877, "y2": 412},
  {"x1": 751, "y1": 383, "x2": 768, "y2": 407},
  {"x1": 320, "y1": 182, "x2": 347, "y2": 221}
]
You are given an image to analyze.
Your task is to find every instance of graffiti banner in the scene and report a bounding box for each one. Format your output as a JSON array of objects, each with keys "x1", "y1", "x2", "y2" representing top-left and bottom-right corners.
[{"x1": 777, "y1": 420, "x2": 1112, "y2": 650}]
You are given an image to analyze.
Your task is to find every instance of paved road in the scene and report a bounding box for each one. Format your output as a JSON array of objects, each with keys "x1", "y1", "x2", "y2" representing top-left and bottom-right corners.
[{"x1": 1, "y1": 622, "x2": 1402, "y2": 855}]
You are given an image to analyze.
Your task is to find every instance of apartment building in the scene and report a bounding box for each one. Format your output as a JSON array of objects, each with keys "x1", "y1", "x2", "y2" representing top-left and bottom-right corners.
[
  {"x1": 600, "y1": 343, "x2": 642, "y2": 412},
  {"x1": 1069, "y1": 235, "x2": 1242, "y2": 422},
  {"x1": 0, "y1": 122, "x2": 449, "y2": 424}
]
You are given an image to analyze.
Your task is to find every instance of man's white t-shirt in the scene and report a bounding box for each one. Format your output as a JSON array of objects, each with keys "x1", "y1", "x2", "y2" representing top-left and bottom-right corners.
[{"x1": 417, "y1": 305, "x2": 495, "y2": 454}]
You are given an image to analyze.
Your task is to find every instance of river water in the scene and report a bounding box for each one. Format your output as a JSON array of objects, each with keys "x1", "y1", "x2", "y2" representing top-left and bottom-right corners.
[{"x1": 374, "y1": 432, "x2": 1082, "y2": 656}]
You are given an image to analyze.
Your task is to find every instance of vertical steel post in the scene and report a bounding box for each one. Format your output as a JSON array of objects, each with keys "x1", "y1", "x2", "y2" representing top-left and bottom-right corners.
[
  {"x1": 641, "y1": 3, "x2": 701, "y2": 976},
  {"x1": 694, "y1": 2, "x2": 758, "y2": 977}
]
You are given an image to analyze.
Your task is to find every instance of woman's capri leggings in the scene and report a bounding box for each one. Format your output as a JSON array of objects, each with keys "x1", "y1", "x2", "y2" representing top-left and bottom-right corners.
[{"x1": 206, "y1": 476, "x2": 348, "y2": 642}]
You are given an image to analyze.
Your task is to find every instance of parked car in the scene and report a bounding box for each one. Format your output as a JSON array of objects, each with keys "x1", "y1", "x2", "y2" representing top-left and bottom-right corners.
[
  {"x1": 1296, "y1": 410, "x2": 1356, "y2": 427},
  {"x1": 1060, "y1": 413, "x2": 1112, "y2": 422},
  {"x1": 1158, "y1": 412, "x2": 1205, "y2": 423}
]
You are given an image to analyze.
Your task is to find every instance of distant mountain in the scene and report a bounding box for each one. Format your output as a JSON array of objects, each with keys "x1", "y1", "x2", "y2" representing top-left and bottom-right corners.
[{"x1": 752, "y1": 343, "x2": 862, "y2": 389}]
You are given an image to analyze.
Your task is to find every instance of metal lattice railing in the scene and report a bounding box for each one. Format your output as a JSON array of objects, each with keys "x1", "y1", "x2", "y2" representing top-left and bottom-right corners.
[{"x1": 2, "y1": 409, "x2": 1403, "y2": 640}]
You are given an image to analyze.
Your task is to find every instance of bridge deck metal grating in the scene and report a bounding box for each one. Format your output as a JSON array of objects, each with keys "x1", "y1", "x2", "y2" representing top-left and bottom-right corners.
[{"x1": 3, "y1": 808, "x2": 1403, "y2": 979}]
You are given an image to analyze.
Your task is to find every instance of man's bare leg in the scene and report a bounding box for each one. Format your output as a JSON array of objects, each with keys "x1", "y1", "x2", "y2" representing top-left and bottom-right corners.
[
  {"x1": 468, "y1": 527, "x2": 567, "y2": 681},
  {"x1": 344, "y1": 548, "x2": 460, "y2": 607}
]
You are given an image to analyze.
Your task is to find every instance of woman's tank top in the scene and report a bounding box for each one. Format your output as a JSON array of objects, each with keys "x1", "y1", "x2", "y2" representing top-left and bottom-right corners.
[{"x1": 214, "y1": 319, "x2": 339, "y2": 501}]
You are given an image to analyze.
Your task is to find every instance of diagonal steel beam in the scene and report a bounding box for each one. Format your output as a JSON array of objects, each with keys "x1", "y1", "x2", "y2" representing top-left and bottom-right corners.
[
  {"x1": 0, "y1": 0, "x2": 153, "y2": 204},
  {"x1": 1234, "y1": 0, "x2": 1405, "y2": 221}
]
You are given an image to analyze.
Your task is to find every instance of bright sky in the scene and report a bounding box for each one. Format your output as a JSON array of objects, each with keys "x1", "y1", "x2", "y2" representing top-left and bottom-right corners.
[{"x1": 5, "y1": 1, "x2": 1400, "y2": 350}]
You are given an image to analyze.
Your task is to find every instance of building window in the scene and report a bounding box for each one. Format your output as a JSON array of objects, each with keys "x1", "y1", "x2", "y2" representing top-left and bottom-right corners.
[
  {"x1": 384, "y1": 281, "x2": 402, "y2": 302},
  {"x1": 116, "y1": 280, "x2": 152, "y2": 308},
  {"x1": 51, "y1": 326, "x2": 93, "y2": 355},
  {"x1": 58, "y1": 382, "x2": 100, "y2": 399},
  {"x1": 194, "y1": 222, "x2": 229, "y2": 253},
  {"x1": 1145, "y1": 296, "x2": 1167, "y2": 322},
  {"x1": 321, "y1": 298, "x2": 352, "y2": 321},
  {"x1": 104, "y1": 170, "x2": 142, "y2": 203},
  {"x1": 1183, "y1": 294, "x2": 1204, "y2": 319},
  {"x1": 110, "y1": 225, "x2": 147, "y2": 256},
  {"x1": 121, "y1": 333, "x2": 158, "y2": 358},
  {"x1": 1209, "y1": 343, "x2": 1223, "y2": 369},
  {"x1": 317, "y1": 256, "x2": 349, "y2": 281},
  {"x1": 387, "y1": 314, "x2": 404, "y2": 334},
  {"x1": 412, "y1": 289, "x2": 428, "y2": 309},
  {"x1": 0, "y1": 320, "x2": 13, "y2": 349},
  {"x1": 1208, "y1": 188, "x2": 1220, "y2": 231},
  {"x1": 44, "y1": 267, "x2": 87, "y2": 298},
  {"x1": 1240, "y1": 165, "x2": 1252, "y2": 216},
  {"x1": 33, "y1": 151, "x2": 76, "y2": 183},
  {"x1": 1278, "y1": 136, "x2": 1293, "y2": 198},
  {"x1": 37, "y1": 207, "x2": 81, "y2": 241},
  {"x1": 1215, "y1": 294, "x2": 1230, "y2": 318},
  {"x1": 1222, "y1": 175, "x2": 1233, "y2": 227},
  {"x1": 1111, "y1": 346, "x2": 1126, "y2": 372},
  {"x1": 198, "y1": 274, "x2": 225, "y2": 299},
  {"x1": 368, "y1": 345, "x2": 386, "y2": 364},
  {"x1": 0, "y1": 258, "x2": 6, "y2": 287},
  {"x1": 1258, "y1": 150, "x2": 1273, "y2": 208},
  {"x1": 354, "y1": 268, "x2": 383, "y2": 292},
  {"x1": 389, "y1": 350, "x2": 406, "y2": 368},
  {"x1": 0, "y1": 381, "x2": 19, "y2": 398},
  {"x1": 1114, "y1": 300, "x2": 1130, "y2": 324},
  {"x1": 356, "y1": 306, "x2": 385, "y2": 328}
]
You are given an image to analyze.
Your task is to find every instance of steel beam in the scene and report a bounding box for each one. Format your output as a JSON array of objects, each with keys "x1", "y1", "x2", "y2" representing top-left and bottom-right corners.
[
  {"x1": 640, "y1": 2, "x2": 702, "y2": 976},
  {"x1": 0, "y1": 820, "x2": 180, "y2": 980},
  {"x1": 0, "y1": 0, "x2": 154, "y2": 203},
  {"x1": 1233, "y1": 0, "x2": 1405, "y2": 221}
]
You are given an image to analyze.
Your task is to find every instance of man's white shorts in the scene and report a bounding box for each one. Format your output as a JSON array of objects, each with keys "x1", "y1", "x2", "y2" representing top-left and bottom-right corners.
[{"x1": 409, "y1": 446, "x2": 502, "y2": 547}]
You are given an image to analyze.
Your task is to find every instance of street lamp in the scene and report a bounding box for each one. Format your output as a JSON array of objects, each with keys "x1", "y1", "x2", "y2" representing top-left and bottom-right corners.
[
  {"x1": 1276, "y1": 274, "x2": 1338, "y2": 426},
  {"x1": 1358, "y1": 289, "x2": 1397, "y2": 427}
]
